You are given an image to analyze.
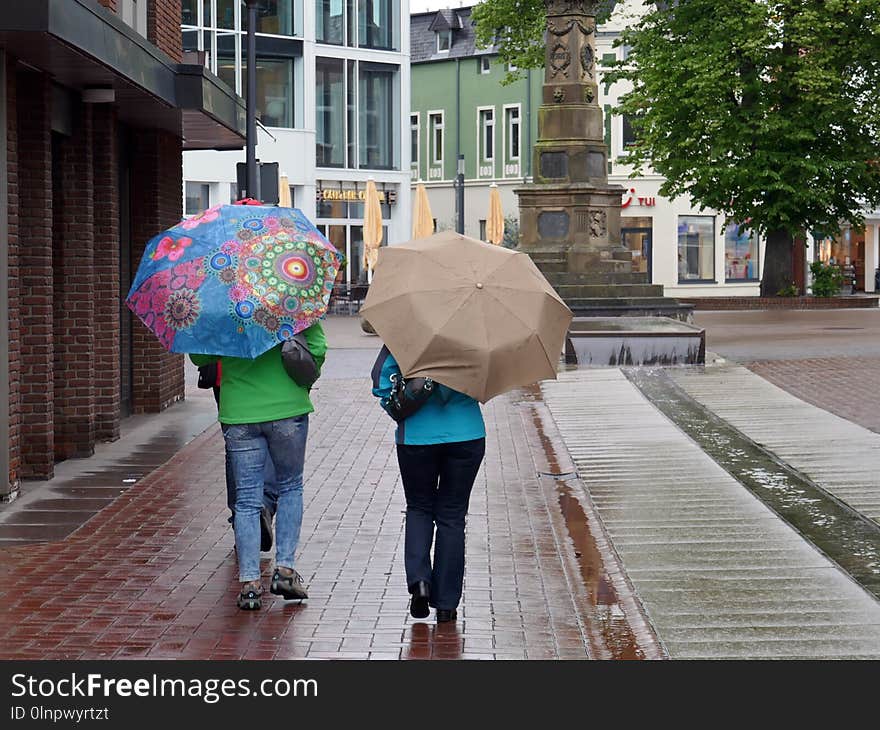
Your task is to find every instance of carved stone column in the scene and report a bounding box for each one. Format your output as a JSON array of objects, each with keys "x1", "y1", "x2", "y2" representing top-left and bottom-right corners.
[{"x1": 516, "y1": 0, "x2": 630, "y2": 274}]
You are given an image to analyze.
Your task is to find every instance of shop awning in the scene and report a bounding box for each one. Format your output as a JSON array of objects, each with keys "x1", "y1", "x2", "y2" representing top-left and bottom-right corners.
[{"x1": 0, "y1": 0, "x2": 245, "y2": 150}]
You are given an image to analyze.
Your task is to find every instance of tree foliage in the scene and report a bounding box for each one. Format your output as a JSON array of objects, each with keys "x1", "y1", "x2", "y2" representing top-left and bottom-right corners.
[{"x1": 474, "y1": 0, "x2": 880, "y2": 294}]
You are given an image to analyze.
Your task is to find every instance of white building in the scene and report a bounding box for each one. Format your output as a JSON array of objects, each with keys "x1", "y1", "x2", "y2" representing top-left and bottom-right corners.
[{"x1": 181, "y1": 0, "x2": 412, "y2": 288}]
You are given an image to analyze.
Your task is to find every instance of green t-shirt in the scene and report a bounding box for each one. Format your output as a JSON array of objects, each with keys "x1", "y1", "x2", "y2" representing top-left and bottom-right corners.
[{"x1": 190, "y1": 322, "x2": 328, "y2": 425}]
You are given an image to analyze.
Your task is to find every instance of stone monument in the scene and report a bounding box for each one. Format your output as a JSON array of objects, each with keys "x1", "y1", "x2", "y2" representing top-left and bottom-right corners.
[{"x1": 516, "y1": 0, "x2": 692, "y2": 322}]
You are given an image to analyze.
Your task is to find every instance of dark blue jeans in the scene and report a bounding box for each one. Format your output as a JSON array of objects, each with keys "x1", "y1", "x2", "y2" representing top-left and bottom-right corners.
[{"x1": 396, "y1": 438, "x2": 485, "y2": 611}]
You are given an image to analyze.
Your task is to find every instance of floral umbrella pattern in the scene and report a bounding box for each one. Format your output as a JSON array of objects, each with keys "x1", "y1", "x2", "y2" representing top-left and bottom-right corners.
[{"x1": 126, "y1": 204, "x2": 342, "y2": 359}]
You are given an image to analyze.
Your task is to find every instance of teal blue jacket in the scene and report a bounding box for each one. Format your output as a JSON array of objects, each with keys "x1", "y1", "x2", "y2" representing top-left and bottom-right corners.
[{"x1": 371, "y1": 347, "x2": 485, "y2": 446}]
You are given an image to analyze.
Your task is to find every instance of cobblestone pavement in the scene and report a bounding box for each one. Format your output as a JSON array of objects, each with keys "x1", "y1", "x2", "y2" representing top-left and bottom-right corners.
[{"x1": 0, "y1": 372, "x2": 660, "y2": 660}]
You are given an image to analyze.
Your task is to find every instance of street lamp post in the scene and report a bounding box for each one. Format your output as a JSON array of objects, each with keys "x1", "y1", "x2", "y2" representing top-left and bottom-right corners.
[
  {"x1": 245, "y1": 0, "x2": 259, "y2": 200},
  {"x1": 455, "y1": 154, "x2": 465, "y2": 234}
]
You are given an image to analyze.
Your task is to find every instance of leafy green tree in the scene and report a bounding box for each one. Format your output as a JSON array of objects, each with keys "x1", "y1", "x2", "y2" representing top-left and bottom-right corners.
[{"x1": 474, "y1": 0, "x2": 880, "y2": 296}]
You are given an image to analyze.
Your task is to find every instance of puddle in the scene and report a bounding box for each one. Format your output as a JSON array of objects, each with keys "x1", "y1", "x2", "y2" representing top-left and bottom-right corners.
[
  {"x1": 626, "y1": 368, "x2": 880, "y2": 597},
  {"x1": 525, "y1": 391, "x2": 655, "y2": 660}
]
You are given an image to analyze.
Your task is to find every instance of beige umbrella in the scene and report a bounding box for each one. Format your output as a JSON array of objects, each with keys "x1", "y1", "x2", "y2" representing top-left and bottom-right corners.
[
  {"x1": 412, "y1": 182, "x2": 435, "y2": 239},
  {"x1": 278, "y1": 172, "x2": 292, "y2": 207},
  {"x1": 362, "y1": 178, "x2": 383, "y2": 282},
  {"x1": 486, "y1": 183, "x2": 504, "y2": 245},
  {"x1": 360, "y1": 231, "x2": 572, "y2": 402}
]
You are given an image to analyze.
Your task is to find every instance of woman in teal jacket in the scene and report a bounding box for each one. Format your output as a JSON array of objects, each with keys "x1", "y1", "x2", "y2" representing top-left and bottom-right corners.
[{"x1": 371, "y1": 346, "x2": 485, "y2": 623}]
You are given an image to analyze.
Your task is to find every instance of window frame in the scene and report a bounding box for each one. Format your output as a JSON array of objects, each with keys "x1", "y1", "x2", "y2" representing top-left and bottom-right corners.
[
  {"x1": 479, "y1": 56, "x2": 491, "y2": 74},
  {"x1": 503, "y1": 103, "x2": 521, "y2": 162},
  {"x1": 436, "y1": 30, "x2": 452, "y2": 53},
  {"x1": 410, "y1": 112, "x2": 420, "y2": 174},
  {"x1": 477, "y1": 105, "x2": 495, "y2": 164},
  {"x1": 677, "y1": 215, "x2": 717, "y2": 284},
  {"x1": 428, "y1": 110, "x2": 444, "y2": 169}
]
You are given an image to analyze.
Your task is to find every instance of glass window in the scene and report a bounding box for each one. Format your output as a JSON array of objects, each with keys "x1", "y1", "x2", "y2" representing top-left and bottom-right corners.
[
  {"x1": 506, "y1": 107, "x2": 520, "y2": 161},
  {"x1": 182, "y1": 0, "x2": 198, "y2": 26},
  {"x1": 216, "y1": 51, "x2": 237, "y2": 91},
  {"x1": 429, "y1": 112, "x2": 444, "y2": 167},
  {"x1": 437, "y1": 30, "x2": 452, "y2": 52},
  {"x1": 359, "y1": 0, "x2": 395, "y2": 50},
  {"x1": 229, "y1": 182, "x2": 239, "y2": 203},
  {"x1": 202, "y1": 0, "x2": 213, "y2": 27},
  {"x1": 479, "y1": 219, "x2": 487, "y2": 241},
  {"x1": 347, "y1": 60, "x2": 357, "y2": 168},
  {"x1": 677, "y1": 216, "x2": 715, "y2": 282},
  {"x1": 622, "y1": 114, "x2": 637, "y2": 149},
  {"x1": 185, "y1": 182, "x2": 210, "y2": 215},
  {"x1": 359, "y1": 63, "x2": 395, "y2": 169},
  {"x1": 480, "y1": 108, "x2": 494, "y2": 162},
  {"x1": 724, "y1": 223, "x2": 759, "y2": 281},
  {"x1": 256, "y1": 58, "x2": 293, "y2": 128},
  {"x1": 217, "y1": 0, "x2": 236, "y2": 29},
  {"x1": 347, "y1": 0, "x2": 356, "y2": 46},
  {"x1": 316, "y1": 57, "x2": 345, "y2": 167},
  {"x1": 256, "y1": 0, "x2": 294, "y2": 35},
  {"x1": 410, "y1": 113, "x2": 419, "y2": 171},
  {"x1": 316, "y1": 0, "x2": 344, "y2": 44},
  {"x1": 480, "y1": 56, "x2": 490, "y2": 74}
]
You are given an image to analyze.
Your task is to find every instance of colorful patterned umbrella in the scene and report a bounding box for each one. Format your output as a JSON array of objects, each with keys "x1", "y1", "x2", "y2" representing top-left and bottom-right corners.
[{"x1": 126, "y1": 204, "x2": 342, "y2": 358}]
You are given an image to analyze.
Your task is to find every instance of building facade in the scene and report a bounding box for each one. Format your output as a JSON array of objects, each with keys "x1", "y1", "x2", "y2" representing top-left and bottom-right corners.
[
  {"x1": 412, "y1": 1, "x2": 879, "y2": 296},
  {"x1": 1, "y1": 0, "x2": 245, "y2": 496},
  {"x1": 181, "y1": 0, "x2": 412, "y2": 289}
]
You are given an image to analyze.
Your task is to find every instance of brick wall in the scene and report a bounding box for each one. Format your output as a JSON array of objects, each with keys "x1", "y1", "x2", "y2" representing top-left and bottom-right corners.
[
  {"x1": 130, "y1": 129, "x2": 185, "y2": 413},
  {"x1": 148, "y1": 0, "x2": 183, "y2": 62},
  {"x1": 6, "y1": 56, "x2": 20, "y2": 490},
  {"x1": 16, "y1": 71, "x2": 54, "y2": 479},
  {"x1": 92, "y1": 107, "x2": 121, "y2": 442},
  {"x1": 684, "y1": 296, "x2": 880, "y2": 311},
  {"x1": 97, "y1": 0, "x2": 118, "y2": 10},
  {"x1": 53, "y1": 103, "x2": 96, "y2": 460}
]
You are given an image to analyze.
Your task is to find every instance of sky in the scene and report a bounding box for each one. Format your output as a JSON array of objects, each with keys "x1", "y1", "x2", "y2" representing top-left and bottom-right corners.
[{"x1": 410, "y1": 0, "x2": 476, "y2": 13}]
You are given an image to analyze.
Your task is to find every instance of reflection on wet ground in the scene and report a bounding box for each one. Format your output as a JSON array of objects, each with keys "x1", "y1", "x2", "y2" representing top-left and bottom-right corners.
[
  {"x1": 519, "y1": 384, "x2": 665, "y2": 660},
  {"x1": 627, "y1": 368, "x2": 880, "y2": 599}
]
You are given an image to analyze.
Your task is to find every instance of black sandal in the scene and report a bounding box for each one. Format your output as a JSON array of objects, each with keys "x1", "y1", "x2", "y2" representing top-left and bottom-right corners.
[{"x1": 237, "y1": 583, "x2": 263, "y2": 610}]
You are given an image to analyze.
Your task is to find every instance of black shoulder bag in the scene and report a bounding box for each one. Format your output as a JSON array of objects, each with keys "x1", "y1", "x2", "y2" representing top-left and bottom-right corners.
[
  {"x1": 281, "y1": 333, "x2": 320, "y2": 389},
  {"x1": 384, "y1": 373, "x2": 435, "y2": 422}
]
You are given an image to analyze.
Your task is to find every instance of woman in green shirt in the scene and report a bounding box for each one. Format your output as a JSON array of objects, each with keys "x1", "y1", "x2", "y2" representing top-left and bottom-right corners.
[{"x1": 191, "y1": 321, "x2": 327, "y2": 610}]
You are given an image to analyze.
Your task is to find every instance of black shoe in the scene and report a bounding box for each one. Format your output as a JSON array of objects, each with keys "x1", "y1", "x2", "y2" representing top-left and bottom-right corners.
[
  {"x1": 270, "y1": 568, "x2": 309, "y2": 600},
  {"x1": 436, "y1": 609, "x2": 457, "y2": 623},
  {"x1": 408, "y1": 581, "x2": 430, "y2": 619},
  {"x1": 260, "y1": 506, "x2": 273, "y2": 552}
]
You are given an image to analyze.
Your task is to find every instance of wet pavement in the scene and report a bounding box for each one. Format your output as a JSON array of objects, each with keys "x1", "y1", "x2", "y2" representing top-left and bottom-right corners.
[{"x1": 0, "y1": 317, "x2": 659, "y2": 659}]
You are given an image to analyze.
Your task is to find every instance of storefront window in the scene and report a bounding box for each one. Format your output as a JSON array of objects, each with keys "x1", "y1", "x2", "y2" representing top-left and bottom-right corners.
[
  {"x1": 256, "y1": 0, "x2": 294, "y2": 35},
  {"x1": 724, "y1": 223, "x2": 759, "y2": 281},
  {"x1": 316, "y1": 57, "x2": 345, "y2": 167},
  {"x1": 677, "y1": 216, "x2": 715, "y2": 282},
  {"x1": 316, "y1": 0, "x2": 344, "y2": 44},
  {"x1": 359, "y1": 0, "x2": 395, "y2": 50},
  {"x1": 359, "y1": 63, "x2": 395, "y2": 170}
]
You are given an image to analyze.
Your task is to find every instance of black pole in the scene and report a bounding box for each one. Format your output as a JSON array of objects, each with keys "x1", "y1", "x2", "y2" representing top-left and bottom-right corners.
[
  {"x1": 246, "y1": 0, "x2": 258, "y2": 200},
  {"x1": 456, "y1": 154, "x2": 465, "y2": 234}
]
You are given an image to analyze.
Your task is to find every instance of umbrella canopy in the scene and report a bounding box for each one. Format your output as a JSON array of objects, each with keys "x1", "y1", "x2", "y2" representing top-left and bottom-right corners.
[
  {"x1": 363, "y1": 179, "x2": 383, "y2": 275},
  {"x1": 412, "y1": 182, "x2": 435, "y2": 239},
  {"x1": 126, "y1": 204, "x2": 342, "y2": 358},
  {"x1": 359, "y1": 231, "x2": 572, "y2": 402},
  {"x1": 278, "y1": 172, "x2": 292, "y2": 207},
  {"x1": 486, "y1": 183, "x2": 504, "y2": 245}
]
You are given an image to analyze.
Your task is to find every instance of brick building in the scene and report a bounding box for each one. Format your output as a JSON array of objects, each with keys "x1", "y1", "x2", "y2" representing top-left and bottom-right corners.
[{"x1": 0, "y1": 0, "x2": 245, "y2": 497}]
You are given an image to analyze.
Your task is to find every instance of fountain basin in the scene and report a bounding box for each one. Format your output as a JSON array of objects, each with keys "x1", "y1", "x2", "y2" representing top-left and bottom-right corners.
[{"x1": 566, "y1": 317, "x2": 705, "y2": 366}]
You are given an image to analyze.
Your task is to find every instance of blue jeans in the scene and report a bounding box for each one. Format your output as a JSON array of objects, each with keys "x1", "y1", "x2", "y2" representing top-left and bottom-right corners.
[
  {"x1": 225, "y1": 443, "x2": 278, "y2": 520},
  {"x1": 396, "y1": 438, "x2": 485, "y2": 610},
  {"x1": 222, "y1": 415, "x2": 309, "y2": 582}
]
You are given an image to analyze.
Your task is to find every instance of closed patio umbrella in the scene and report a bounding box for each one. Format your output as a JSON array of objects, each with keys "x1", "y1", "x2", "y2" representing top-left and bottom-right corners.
[
  {"x1": 412, "y1": 182, "x2": 435, "y2": 239},
  {"x1": 486, "y1": 183, "x2": 504, "y2": 245},
  {"x1": 278, "y1": 172, "x2": 292, "y2": 207},
  {"x1": 360, "y1": 231, "x2": 572, "y2": 402},
  {"x1": 363, "y1": 178, "x2": 383, "y2": 283}
]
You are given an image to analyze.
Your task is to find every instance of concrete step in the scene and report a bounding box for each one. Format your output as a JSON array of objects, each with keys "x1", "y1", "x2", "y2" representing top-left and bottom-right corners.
[
  {"x1": 555, "y1": 284, "x2": 665, "y2": 299},
  {"x1": 546, "y1": 271, "x2": 653, "y2": 286}
]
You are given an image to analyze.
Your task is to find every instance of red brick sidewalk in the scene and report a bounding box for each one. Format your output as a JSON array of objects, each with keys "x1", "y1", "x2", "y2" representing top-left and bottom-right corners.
[
  {"x1": 746, "y1": 357, "x2": 880, "y2": 434},
  {"x1": 0, "y1": 379, "x2": 659, "y2": 660}
]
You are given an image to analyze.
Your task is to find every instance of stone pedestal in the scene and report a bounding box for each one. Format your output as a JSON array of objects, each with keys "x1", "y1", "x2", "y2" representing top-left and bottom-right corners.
[{"x1": 516, "y1": 0, "x2": 691, "y2": 321}]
